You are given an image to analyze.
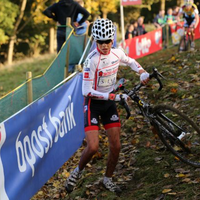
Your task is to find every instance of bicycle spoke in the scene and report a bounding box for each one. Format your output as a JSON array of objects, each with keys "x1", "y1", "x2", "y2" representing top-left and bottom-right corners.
[{"x1": 153, "y1": 104, "x2": 200, "y2": 167}]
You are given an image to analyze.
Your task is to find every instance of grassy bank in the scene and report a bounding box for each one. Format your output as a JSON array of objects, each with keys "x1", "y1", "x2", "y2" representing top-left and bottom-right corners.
[{"x1": 0, "y1": 53, "x2": 56, "y2": 98}]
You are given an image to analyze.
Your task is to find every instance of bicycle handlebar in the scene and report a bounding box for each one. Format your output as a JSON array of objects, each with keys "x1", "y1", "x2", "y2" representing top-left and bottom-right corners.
[{"x1": 117, "y1": 68, "x2": 164, "y2": 119}]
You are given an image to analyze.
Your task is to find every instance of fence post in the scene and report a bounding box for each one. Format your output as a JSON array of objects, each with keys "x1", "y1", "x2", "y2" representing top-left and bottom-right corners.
[
  {"x1": 84, "y1": 23, "x2": 89, "y2": 49},
  {"x1": 49, "y1": 27, "x2": 55, "y2": 54},
  {"x1": 65, "y1": 17, "x2": 71, "y2": 78},
  {"x1": 26, "y1": 71, "x2": 33, "y2": 104},
  {"x1": 166, "y1": 24, "x2": 169, "y2": 48}
]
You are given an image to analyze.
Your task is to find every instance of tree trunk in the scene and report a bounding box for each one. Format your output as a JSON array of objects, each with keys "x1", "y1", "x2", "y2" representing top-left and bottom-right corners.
[
  {"x1": 160, "y1": 0, "x2": 165, "y2": 11},
  {"x1": 7, "y1": 36, "x2": 16, "y2": 65},
  {"x1": 102, "y1": 12, "x2": 107, "y2": 19},
  {"x1": 7, "y1": 0, "x2": 27, "y2": 65},
  {"x1": 177, "y1": 0, "x2": 184, "y2": 6}
]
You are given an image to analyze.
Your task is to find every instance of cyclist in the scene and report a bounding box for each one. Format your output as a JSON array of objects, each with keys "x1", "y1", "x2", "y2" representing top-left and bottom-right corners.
[
  {"x1": 65, "y1": 18, "x2": 150, "y2": 194},
  {"x1": 176, "y1": 0, "x2": 199, "y2": 51}
]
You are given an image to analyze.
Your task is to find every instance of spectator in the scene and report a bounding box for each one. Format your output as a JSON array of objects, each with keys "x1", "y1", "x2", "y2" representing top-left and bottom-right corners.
[
  {"x1": 43, "y1": 0, "x2": 90, "y2": 52},
  {"x1": 172, "y1": 6, "x2": 180, "y2": 17},
  {"x1": 75, "y1": 0, "x2": 89, "y2": 35},
  {"x1": 137, "y1": 16, "x2": 147, "y2": 35},
  {"x1": 153, "y1": 9, "x2": 165, "y2": 29},
  {"x1": 153, "y1": 9, "x2": 167, "y2": 48},
  {"x1": 164, "y1": 8, "x2": 175, "y2": 24},
  {"x1": 130, "y1": 20, "x2": 138, "y2": 37},
  {"x1": 125, "y1": 24, "x2": 134, "y2": 39},
  {"x1": 164, "y1": 8, "x2": 175, "y2": 44}
]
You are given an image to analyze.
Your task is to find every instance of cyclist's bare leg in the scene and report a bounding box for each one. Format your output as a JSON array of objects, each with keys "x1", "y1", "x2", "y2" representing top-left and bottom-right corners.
[
  {"x1": 79, "y1": 130, "x2": 99, "y2": 170},
  {"x1": 105, "y1": 127, "x2": 121, "y2": 177},
  {"x1": 190, "y1": 24, "x2": 195, "y2": 49}
]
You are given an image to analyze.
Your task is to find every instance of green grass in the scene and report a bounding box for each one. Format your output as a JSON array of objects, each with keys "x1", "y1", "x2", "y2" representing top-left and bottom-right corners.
[{"x1": 0, "y1": 53, "x2": 56, "y2": 98}]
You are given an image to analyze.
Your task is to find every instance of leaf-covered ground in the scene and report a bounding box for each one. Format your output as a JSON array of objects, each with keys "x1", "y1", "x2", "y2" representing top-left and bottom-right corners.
[{"x1": 32, "y1": 41, "x2": 200, "y2": 200}]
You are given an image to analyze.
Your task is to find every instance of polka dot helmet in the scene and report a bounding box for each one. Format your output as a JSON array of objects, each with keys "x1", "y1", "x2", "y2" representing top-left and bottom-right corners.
[
  {"x1": 92, "y1": 18, "x2": 115, "y2": 41},
  {"x1": 184, "y1": 0, "x2": 193, "y2": 5}
]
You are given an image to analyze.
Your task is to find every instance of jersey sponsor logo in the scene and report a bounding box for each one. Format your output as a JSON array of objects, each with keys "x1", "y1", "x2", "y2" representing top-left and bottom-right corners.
[
  {"x1": 110, "y1": 115, "x2": 119, "y2": 121},
  {"x1": 84, "y1": 72, "x2": 89, "y2": 78},
  {"x1": 84, "y1": 68, "x2": 90, "y2": 71},
  {"x1": 84, "y1": 105, "x2": 88, "y2": 113},
  {"x1": 101, "y1": 58, "x2": 107, "y2": 60},
  {"x1": 99, "y1": 71, "x2": 103, "y2": 76},
  {"x1": 83, "y1": 58, "x2": 89, "y2": 67},
  {"x1": 91, "y1": 118, "x2": 98, "y2": 124},
  {"x1": 111, "y1": 60, "x2": 118, "y2": 64},
  {"x1": 89, "y1": 51, "x2": 97, "y2": 59}
]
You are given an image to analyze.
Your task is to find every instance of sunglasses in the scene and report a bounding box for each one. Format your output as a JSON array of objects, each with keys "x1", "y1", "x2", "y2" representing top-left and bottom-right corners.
[{"x1": 97, "y1": 40, "x2": 112, "y2": 44}]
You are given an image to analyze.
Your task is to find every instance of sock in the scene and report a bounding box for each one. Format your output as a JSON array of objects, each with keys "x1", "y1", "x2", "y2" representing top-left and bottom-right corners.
[
  {"x1": 74, "y1": 165, "x2": 83, "y2": 174},
  {"x1": 103, "y1": 176, "x2": 112, "y2": 183},
  {"x1": 74, "y1": 166, "x2": 80, "y2": 172}
]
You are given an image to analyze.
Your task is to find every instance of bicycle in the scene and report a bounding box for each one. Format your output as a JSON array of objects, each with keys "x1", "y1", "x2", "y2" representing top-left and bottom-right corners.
[
  {"x1": 115, "y1": 68, "x2": 200, "y2": 167},
  {"x1": 177, "y1": 26, "x2": 194, "y2": 52}
]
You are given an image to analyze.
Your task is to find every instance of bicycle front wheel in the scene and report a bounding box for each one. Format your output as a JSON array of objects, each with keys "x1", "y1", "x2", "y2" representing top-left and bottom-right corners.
[
  {"x1": 152, "y1": 104, "x2": 200, "y2": 167},
  {"x1": 178, "y1": 36, "x2": 186, "y2": 52},
  {"x1": 186, "y1": 34, "x2": 191, "y2": 51}
]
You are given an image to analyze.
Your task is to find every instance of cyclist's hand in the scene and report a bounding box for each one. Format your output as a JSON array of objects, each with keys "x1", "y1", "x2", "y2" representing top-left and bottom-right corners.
[
  {"x1": 177, "y1": 22, "x2": 182, "y2": 27},
  {"x1": 189, "y1": 25, "x2": 194, "y2": 29},
  {"x1": 115, "y1": 94, "x2": 129, "y2": 101},
  {"x1": 140, "y1": 72, "x2": 150, "y2": 85},
  {"x1": 74, "y1": 22, "x2": 79, "y2": 27}
]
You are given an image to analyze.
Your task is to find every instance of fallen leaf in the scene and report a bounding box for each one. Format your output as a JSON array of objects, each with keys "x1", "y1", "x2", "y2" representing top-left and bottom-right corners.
[
  {"x1": 168, "y1": 192, "x2": 177, "y2": 195},
  {"x1": 175, "y1": 173, "x2": 185, "y2": 178},
  {"x1": 171, "y1": 88, "x2": 177, "y2": 93},
  {"x1": 182, "y1": 178, "x2": 191, "y2": 183},
  {"x1": 162, "y1": 188, "x2": 172, "y2": 193},
  {"x1": 164, "y1": 173, "x2": 170, "y2": 178}
]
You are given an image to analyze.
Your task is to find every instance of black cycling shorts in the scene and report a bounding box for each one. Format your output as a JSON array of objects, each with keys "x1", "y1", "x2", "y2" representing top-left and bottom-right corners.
[
  {"x1": 184, "y1": 17, "x2": 195, "y2": 27},
  {"x1": 84, "y1": 98, "x2": 121, "y2": 132}
]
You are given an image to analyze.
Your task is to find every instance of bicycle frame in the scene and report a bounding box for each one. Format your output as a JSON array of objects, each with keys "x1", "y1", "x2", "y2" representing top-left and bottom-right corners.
[{"x1": 116, "y1": 68, "x2": 163, "y2": 120}]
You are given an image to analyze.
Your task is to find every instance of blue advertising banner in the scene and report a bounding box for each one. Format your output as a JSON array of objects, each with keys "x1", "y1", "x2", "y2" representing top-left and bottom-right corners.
[{"x1": 0, "y1": 73, "x2": 85, "y2": 200}]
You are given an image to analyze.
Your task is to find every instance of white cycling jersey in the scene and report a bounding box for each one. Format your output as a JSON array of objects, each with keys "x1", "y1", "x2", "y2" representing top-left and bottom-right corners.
[{"x1": 82, "y1": 47, "x2": 144, "y2": 100}]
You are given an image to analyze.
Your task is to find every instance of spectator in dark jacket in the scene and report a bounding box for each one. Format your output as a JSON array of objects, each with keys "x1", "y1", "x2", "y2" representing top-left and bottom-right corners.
[
  {"x1": 172, "y1": 6, "x2": 180, "y2": 17},
  {"x1": 125, "y1": 24, "x2": 134, "y2": 39},
  {"x1": 137, "y1": 16, "x2": 147, "y2": 36},
  {"x1": 130, "y1": 20, "x2": 138, "y2": 37},
  {"x1": 43, "y1": 0, "x2": 90, "y2": 52}
]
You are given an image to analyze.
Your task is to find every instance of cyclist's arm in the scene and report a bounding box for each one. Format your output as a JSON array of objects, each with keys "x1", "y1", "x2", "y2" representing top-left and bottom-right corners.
[
  {"x1": 194, "y1": 12, "x2": 199, "y2": 28},
  {"x1": 119, "y1": 49, "x2": 146, "y2": 74}
]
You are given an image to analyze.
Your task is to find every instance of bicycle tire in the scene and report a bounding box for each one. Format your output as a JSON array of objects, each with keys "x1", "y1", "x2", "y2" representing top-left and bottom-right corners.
[
  {"x1": 186, "y1": 34, "x2": 191, "y2": 51},
  {"x1": 178, "y1": 35, "x2": 186, "y2": 52},
  {"x1": 152, "y1": 104, "x2": 200, "y2": 167}
]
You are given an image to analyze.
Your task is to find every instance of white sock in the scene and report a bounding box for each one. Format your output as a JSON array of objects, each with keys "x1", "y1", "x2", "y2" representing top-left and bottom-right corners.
[
  {"x1": 74, "y1": 166, "x2": 83, "y2": 173},
  {"x1": 103, "y1": 176, "x2": 112, "y2": 183}
]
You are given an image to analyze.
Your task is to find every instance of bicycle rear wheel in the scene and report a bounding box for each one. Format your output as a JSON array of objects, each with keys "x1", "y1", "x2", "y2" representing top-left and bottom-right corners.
[{"x1": 152, "y1": 104, "x2": 200, "y2": 167}]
